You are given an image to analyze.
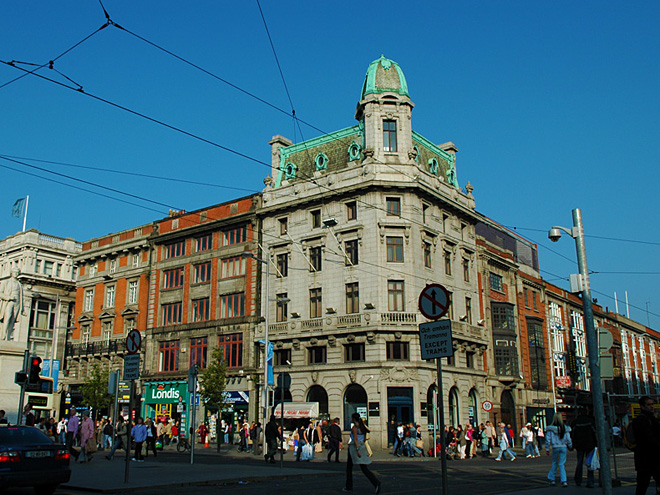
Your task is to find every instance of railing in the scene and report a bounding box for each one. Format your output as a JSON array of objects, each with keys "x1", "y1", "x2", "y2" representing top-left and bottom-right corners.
[
  {"x1": 65, "y1": 339, "x2": 124, "y2": 357},
  {"x1": 380, "y1": 312, "x2": 417, "y2": 324},
  {"x1": 269, "y1": 322, "x2": 289, "y2": 333},
  {"x1": 39, "y1": 234, "x2": 64, "y2": 247},
  {"x1": 301, "y1": 318, "x2": 324, "y2": 329},
  {"x1": 336, "y1": 314, "x2": 362, "y2": 327}
]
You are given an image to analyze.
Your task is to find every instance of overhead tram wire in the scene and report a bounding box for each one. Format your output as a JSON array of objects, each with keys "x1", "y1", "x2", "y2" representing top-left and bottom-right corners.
[
  {"x1": 505, "y1": 225, "x2": 660, "y2": 248},
  {"x1": 0, "y1": 162, "x2": 168, "y2": 215},
  {"x1": 0, "y1": 22, "x2": 110, "y2": 90},
  {"x1": 591, "y1": 288, "x2": 660, "y2": 321},
  {"x1": 0, "y1": 155, "x2": 182, "y2": 212},
  {"x1": 0, "y1": 154, "x2": 259, "y2": 194}
]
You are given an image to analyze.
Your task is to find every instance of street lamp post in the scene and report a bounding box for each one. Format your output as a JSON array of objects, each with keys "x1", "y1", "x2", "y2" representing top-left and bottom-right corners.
[{"x1": 548, "y1": 208, "x2": 612, "y2": 495}]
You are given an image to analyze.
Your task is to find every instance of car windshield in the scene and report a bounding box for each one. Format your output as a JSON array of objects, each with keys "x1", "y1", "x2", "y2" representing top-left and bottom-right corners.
[{"x1": 0, "y1": 427, "x2": 52, "y2": 444}]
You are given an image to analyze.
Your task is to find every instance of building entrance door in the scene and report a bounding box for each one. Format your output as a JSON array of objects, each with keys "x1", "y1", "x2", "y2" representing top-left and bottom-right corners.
[{"x1": 387, "y1": 387, "x2": 414, "y2": 425}]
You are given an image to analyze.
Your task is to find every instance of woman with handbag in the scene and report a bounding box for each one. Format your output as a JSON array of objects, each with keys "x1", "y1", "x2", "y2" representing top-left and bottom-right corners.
[
  {"x1": 343, "y1": 413, "x2": 381, "y2": 493},
  {"x1": 79, "y1": 411, "x2": 96, "y2": 463}
]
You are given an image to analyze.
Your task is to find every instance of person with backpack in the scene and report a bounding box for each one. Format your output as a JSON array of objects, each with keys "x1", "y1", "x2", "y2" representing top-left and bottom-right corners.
[
  {"x1": 545, "y1": 413, "x2": 573, "y2": 487},
  {"x1": 571, "y1": 408, "x2": 598, "y2": 488},
  {"x1": 631, "y1": 396, "x2": 660, "y2": 495}
]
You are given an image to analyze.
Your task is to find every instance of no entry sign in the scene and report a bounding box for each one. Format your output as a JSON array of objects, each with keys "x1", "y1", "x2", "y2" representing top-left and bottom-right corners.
[{"x1": 418, "y1": 283, "x2": 451, "y2": 320}]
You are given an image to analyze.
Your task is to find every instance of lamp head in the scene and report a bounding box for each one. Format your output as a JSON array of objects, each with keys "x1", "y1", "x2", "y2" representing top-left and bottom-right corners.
[{"x1": 548, "y1": 228, "x2": 562, "y2": 242}]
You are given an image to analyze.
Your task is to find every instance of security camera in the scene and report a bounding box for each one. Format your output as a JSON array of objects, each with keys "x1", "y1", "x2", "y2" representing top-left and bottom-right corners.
[
  {"x1": 548, "y1": 228, "x2": 562, "y2": 242},
  {"x1": 286, "y1": 360, "x2": 292, "y2": 366}
]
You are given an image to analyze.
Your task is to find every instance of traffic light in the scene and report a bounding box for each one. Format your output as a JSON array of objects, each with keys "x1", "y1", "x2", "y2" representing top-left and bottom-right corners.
[{"x1": 28, "y1": 356, "x2": 42, "y2": 384}]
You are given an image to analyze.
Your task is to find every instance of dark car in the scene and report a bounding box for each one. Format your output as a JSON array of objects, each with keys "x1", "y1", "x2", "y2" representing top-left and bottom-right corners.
[{"x1": 0, "y1": 425, "x2": 71, "y2": 495}]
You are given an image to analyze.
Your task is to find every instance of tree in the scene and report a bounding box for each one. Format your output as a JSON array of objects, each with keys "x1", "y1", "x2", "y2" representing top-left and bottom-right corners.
[
  {"x1": 81, "y1": 363, "x2": 112, "y2": 419},
  {"x1": 198, "y1": 346, "x2": 227, "y2": 412}
]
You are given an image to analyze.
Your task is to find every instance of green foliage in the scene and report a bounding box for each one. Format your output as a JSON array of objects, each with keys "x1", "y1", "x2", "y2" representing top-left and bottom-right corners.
[
  {"x1": 81, "y1": 363, "x2": 112, "y2": 419},
  {"x1": 198, "y1": 346, "x2": 227, "y2": 411}
]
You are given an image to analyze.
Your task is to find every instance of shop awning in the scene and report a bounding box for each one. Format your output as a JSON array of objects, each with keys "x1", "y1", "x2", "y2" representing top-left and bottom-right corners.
[{"x1": 273, "y1": 402, "x2": 319, "y2": 419}]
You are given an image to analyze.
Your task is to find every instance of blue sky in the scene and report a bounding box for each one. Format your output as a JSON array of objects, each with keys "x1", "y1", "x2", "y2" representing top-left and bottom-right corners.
[{"x1": 1, "y1": 1, "x2": 659, "y2": 328}]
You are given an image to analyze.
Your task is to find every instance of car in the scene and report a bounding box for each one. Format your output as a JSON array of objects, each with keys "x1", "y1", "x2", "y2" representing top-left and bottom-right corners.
[{"x1": 0, "y1": 425, "x2": 71, "y2": 495}]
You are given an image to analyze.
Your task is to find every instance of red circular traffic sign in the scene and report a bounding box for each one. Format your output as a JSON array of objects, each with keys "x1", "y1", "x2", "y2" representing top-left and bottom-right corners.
[
  {"x1": 126, "y1": 329, "x2": 142, "y2": 355},
  {"x1": 482, "y1": 400, "x2": 493, "y2": 412},
  {"x1": 418, "y1": 283, "x2": 451, "y2": 320}
]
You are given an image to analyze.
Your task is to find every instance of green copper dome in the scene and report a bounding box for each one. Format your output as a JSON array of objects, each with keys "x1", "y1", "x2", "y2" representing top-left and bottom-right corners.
[{"x1": 361, "y1": 55, "x2": 409, "y2": 99}]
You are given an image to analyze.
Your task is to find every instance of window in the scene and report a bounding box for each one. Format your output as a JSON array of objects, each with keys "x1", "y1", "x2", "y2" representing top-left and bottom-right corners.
[
  {"x1": 192, "y1": 298, "x2": 210, "y2": 322},
  {"x1": 220, "y1": 292, "x2": 245, "y2": 318},
  {"x1": 44, "y1": 261, "x2": 54, "y2": 276},
  {"x1": 422, "y1": 203, "x2": 429, "y2": 223},
  {"x1": 128, "y1": 281, "x2": 138, "y2": 304},
  {"x1": 105, "y1": 286, "x2": 116, "y2": 308},
  {"x1": 465, "y1": 297, "x2": 472, "y2": 324},
  {"x1": 278, "y1": 218, "x2": 288, "y2": 235},
  {"x1": 310, "y1": 247, "x2": 322, "y2": 272},
  {"x1": 165, "y1": 241, "x2": 185, "y2": 259},
  {"x1": 532, "y1": 291, "x2": 538, "y2": 311},
  {"x1": 219, "y1": 333, "x2": 243, "y2": 368},
  {"x1": 84, "y1": 290, "x2": 94, "y2": 312},
  {"x1": 463, "y1": 258, "x2": 470, "y2": 283},
  {"x1": 388, "y1": 280, "x2": 405, "y2": 311},
  {"x1": 310, "y1": 288, "x2": 322, "y2": 318},
  {"x1": 193, "y1": 262, "x2": 211, "y2": 283},
  {"x1": 345, "y1": 240, "x2": 359, "y2": 266},
  {"x1": 311, "y1": 210, "x2": 321, "y2": 229},
  {"x1": 276, "y1": 253, "x2": 288, "y2": 278},
  {"x1": 308, "y1": 346, "x2": 327, "y2": 364},
  {"x1": 220, "y1": 257, "x2": 245, "y2": 279},
  {"x1": 386, "y1": 237, "x2": 404, "y2": 262},
  {"x1": 102, "y1": 321, "x2": 113, "y2": 342},
  {"x1": 423, "y1": 242, "x2": 432, "y2": 268},
  {"x1": 489, "y1": 272, "x2": 503, "y2": 292},
  {"x1": 383, "y1": 119, "x2": 397, "y2": 152},
  {"x1": 32, "y1": 301, "x2": 55, "y2": 330},
  {"x1": 386, "y1": 341, "x2": 409, "y2": 360},
  {"x1": 163, "y1": 267, "x2": 184, "y2": 289},
  {"x1": 162, "y1": 302, "x2": 183, "y2": 325},
  {"x1": 524, "y1": 288, "x2": 530, "y2": 308},
  {"x1": 109, "y1": 258, "x2": 117, "y2": 274},
  {"x1": 444, "y1": 250, "x2": 452, "y2": 276},
  {"x1": 495, "y1": 344, "x2": 519, "y2": 377},
  {"x1": 274, "y1": 349, "x2": 292, "y2": 366},
  {"x1": 190, "y1": 337, "x2": 208, "y2": 369},
  {"x1": 276, "y1": 293, "x2": 288, "y2": 322},
  {"x1": 55, "y1": 263, "x2": 61, "y2": 277},
  {"x1": 132, "y1": 254, "x2": 140, "y2": 268},
  {"x1": 345, "y1": 343, "x2": 365, "y2": 362},
  {"x1": 346, "y1": 201, "x2": 357, "y2": 221},
  {"x1": 528, "y1": 318, "x2": 547, "y2": 389},
  {"x1": 466, "y1": 351, "x2": 475, "y2": 369},
  {"x1": 222, "y1": 225, "x2": 247, "y2": 246},
  {"x1": 492, "y1": 303, "x2": 515, "y2": 332},
  {"x1": 35, "y1": 259, "x2": 42, "y2": 274},
  {"x1": 346, "y1": 283, "x2": 359, "y2": 314},
  {"x1": 195, "y1": 233, "x2": 212, "y2": 252},
  {"x1": 125, "y1": 318, "x2": 136, "y2": 333},
  {"x1": 159, "y1": 340, "x2": 180, "y2": 372},
  {"x1": 386, "y1": 197, "x2": 401, "y2": 216},
  {"x1": 81, "y1": 325, "x2": 91, "y2": 345},
  {"x1": 89, "y1": 263, "x2": 97, "y2": 277}
]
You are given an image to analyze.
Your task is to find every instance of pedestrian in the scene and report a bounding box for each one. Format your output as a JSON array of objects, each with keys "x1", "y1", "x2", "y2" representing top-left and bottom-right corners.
[
  {"x1": 0, "y1": 409, "x2": 9, "y2": 425},
  {"x1": 144, "y1": 418, "x2": 158, "y2": 458},
  {"x1": 131, "y1": 417, "x2": 148, "y2": 462},
  {"x1": 328, "y1": 417, "x2": 343, "y2": 463},
  {"x1": 79, "y1": 411, "x2": 95, "y2": 463},
  {"x1": 523, "y1": 423, "x2": 535, "y2": 457},
  {"x1": 23, "y1": 404, "x2": 35, "y2": 426},
  {"x1": 545, "y1": 412, "x2": 573, "y2": 487},
  {"x1": 105, "y1": 416, "x2": 127, "y2": 460},
  {"x1": 223, "y1": 420, "x2": 230, "y2": 445},
  {"x1": 495, "y1": 425, "x2": 516, "y2": 461},
  {"x1": 103, "y1": 419, "x2": 113, "y2": 450},
  {"x1": 65, "y1": 408, "x2": 80, "y2": 461},
  {"x1": 484, "y1": 420, "x2": 495, "y2": 454},
  {"x1": 571, "y1": 408, "x2": 598, "y2": 488},
  {"x1": 506, "y1": 424, "x2": 514, "y2": 447},
  {"x1": 264, "y1": 415, "x2": 280, "y2": 463},
  {"x1": 632, "y1": 396, "x2": 660, "y2": 495},
  {"x1": 465, "y1": 424, "x2": 474, "y2": 459},
  {"x1": 520, "y1": 423, "x2": 529, "y2": 453},
  {"x1": 314, "y1": 421, "x2": 323, "y2": 456},
  {"x1": 535, "y1": 423, "x2": 545, "y2": 453},
  {"x1": 253, "y1": 421, "x2": 263, "y2": 455},
  {"x1": 343, "y1": 412, "x2": 381, "y2": 493},
  {"x1": 295, "y1": 423, "x2": 307, "y2": 461},
  {"x1": 457, "y1": 424, "x2": 466, "y2": 459},
  {"x1": 393, "y1": 422, "x2": 404, "y2": 456},
  {"x1": 480, "y1": 424, "x2": 490, "y2": 457}
]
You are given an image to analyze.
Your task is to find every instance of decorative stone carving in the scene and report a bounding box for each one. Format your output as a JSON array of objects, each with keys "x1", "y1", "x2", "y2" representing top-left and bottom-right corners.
[
  {"x1": 292, "y1": 339, "x2": 300, "y2": 349},
  {"x1": 347, "y1": 334, "x2": 355, "y2": 342},
  {"x1": 366, "y1": 332, "x2": 375, "y2": 343},
  {"x1": 328, "y1": 336, "x2": 336, "y2": 346},
  {"x1": 349, "y1": 369, "x2": 356, "y2": 383},
  {"x1": 311, "y1": 371, "x2": 318, "y2": 383},
  {"x1": 263, "y1": 175, "x2": 273, "y2": 186}
]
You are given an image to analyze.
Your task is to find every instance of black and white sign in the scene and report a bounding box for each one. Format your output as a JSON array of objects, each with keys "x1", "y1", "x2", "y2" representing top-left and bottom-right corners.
[
  {"x1": 418, "y1": 284, "x2": 451, "y2": 320},
  {"x1": 126, "y1": 329, "x2": 142, "y2": 355},
  {"x1": 419, "y1": 319, "x2": 453, "y2": 360},
  {"x1": 123, "y1": 354, "x2": 140, "y2": 380}
]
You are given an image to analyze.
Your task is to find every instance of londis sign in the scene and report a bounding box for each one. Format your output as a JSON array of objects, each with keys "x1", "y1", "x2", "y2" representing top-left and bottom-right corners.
[{"x1": 144, "y1": 382, "x2": 188, "y2": 404}]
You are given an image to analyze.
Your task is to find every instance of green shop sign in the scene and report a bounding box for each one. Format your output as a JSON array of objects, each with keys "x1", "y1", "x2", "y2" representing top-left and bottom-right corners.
[{"x1": 144, "y1": 381, "x2": 188, "y2": 404}]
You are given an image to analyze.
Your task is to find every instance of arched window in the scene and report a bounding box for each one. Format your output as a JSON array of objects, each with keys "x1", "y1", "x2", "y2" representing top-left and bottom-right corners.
[
  {"x1": 348, "y1": 142, "x2": 361, "y2": 162},
  {"x1": 306, "y1": 385, "x2": 329, "y2": 419},
  {"x1": 427, "y1": 384, "x2": 438, "y2": 430},
  {"x1": 468, "y1": 388, "x2": 478, "y2": 426},
  {"x1": 285, "y1": 162, "x2": 297, "y2": 180},
  {"x1": 428, "y1": 157, "x2": 439, "y2": 175},
  {"x1": 500, "y1": 389, "x2": 516, "y2": 433},
  {"x1": 448, "y1": 386, "x2": 460, "y2": 428},
  {"x1": 343, "y1": 384, "x2": 368, "y2": 430},
  {"x1": 273, "y1": 388, "x2": 292, "y2": 408}
]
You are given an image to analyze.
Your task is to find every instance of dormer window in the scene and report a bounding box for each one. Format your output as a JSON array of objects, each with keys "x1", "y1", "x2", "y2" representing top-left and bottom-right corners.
[
  {"x1": 429, "y1": 157, "x2": 439, "y2": 176},
  {"x1": 348, "y1": 142, "x2": 361, "y2": 161},
  {"x1": 383, "y1": 120, "x2": 397, "y2": 152},
  {"x1": 285, "y1": 162, "x2": 297, "y2": 180},
  {"x1": 315, "y1": 153, "x2": 328, "y2": 171}
]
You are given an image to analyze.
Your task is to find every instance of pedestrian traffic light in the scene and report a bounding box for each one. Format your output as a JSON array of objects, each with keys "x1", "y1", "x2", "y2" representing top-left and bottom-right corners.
[{"x1": 28, "y1": 356, "x2": 42, "y2": 384}]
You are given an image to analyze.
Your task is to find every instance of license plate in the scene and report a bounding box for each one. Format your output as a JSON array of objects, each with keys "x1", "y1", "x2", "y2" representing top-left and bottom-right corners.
[{"x1": 25, "y1": 450, "x2": 51, "y2": 458}]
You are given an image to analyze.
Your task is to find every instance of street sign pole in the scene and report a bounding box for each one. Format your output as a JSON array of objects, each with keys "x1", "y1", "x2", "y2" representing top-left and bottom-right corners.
[
  {"x1": 16, "y1": 350, "x2": 29, "y2": 426},
  {"x1": 124, "y1": 379, "x2": 134, "y2": 484},
  {"x1": 437, "y1": 358, "x2": 448, "y2": 495}
]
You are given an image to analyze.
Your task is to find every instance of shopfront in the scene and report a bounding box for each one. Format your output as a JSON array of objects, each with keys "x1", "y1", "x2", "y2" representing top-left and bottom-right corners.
[
  {"x1": 220, "y1": 390, "x2": 250, "y2": 442},
  {"x1": 143, "y1": 381, "x2": 189, "y2": 427}
]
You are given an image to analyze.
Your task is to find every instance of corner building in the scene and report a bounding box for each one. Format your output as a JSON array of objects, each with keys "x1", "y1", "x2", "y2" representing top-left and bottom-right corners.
[{"x1": 259, "y1": 56, "x2": 487, "y2": 448}]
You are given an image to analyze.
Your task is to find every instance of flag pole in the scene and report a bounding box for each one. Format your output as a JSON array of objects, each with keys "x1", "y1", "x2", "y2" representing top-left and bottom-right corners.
[{"x1": 22, "y1": 195, "x2": 29, "y2": 232}]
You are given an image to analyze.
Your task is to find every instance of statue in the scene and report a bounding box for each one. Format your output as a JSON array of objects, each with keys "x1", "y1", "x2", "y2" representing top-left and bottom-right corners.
[{"x1": 1, "y1": 267, "x2": 25, "y2": 341}]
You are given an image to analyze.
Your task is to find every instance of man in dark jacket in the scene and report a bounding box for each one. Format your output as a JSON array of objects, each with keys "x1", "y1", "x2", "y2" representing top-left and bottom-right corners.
[
  {"x1": 571, "y1": 408, "x2": 598, "y2": 487},
  {"x1": 632, "y1": 396, "x2": 660, "y2": 495},
  {"x1": 327, "y1": 417, "x2": 342, "y2": 463},
  {"x1": 264, "y1": 415, "x2": 280, "y2": 464}
]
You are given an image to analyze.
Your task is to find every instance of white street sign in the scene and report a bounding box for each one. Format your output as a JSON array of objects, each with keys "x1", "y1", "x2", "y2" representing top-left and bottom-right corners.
[
  {"x1": 123, "y1": 354, "x2": 140, "y2": 380},
  {"x1": 419, "y1": 319, "x2": 453, "y2": 360}
]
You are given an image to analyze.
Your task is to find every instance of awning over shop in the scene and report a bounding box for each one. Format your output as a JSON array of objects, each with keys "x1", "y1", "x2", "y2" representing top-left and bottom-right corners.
[{"x1": 273, "y1": 402, "x2": 319, "y2": 419}]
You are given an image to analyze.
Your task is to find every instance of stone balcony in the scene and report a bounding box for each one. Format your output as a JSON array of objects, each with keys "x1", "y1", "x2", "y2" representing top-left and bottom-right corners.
[{"x1": 65, "y1": 338, "x2": 125, "y2": 358}]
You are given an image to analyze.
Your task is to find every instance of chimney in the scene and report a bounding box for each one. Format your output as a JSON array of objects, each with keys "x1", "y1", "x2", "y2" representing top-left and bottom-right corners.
[{"x1": 268, "y1": 135, "x2": 293, "y2": 182}]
